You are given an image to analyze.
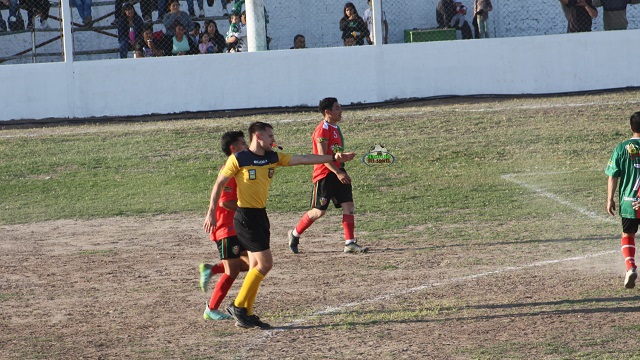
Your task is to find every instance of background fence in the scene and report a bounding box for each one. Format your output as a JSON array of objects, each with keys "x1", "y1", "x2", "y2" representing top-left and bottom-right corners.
[{"x1": 2, "y1": 0, "x2": 640, "y2": 63}]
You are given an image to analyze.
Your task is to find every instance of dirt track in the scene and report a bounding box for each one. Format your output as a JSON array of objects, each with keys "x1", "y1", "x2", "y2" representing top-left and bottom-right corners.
[{"x1": 2, "y1": 212, "x2": 638, "y2": 359}]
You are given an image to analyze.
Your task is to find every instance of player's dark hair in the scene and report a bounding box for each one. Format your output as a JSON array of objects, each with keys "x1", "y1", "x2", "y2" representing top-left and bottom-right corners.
[
  {"x1": 221, "y1": 130, "x2": 245, "y2": 156},
  {"x1": 248, "y1": 121, "x2": 273, "y2": 139},
  {"x1": 631, "y1": 112, "x2": 640, "y2": 133},
  {"x1": 319, "y1": 97, "x2": 338, "y2": 115}
]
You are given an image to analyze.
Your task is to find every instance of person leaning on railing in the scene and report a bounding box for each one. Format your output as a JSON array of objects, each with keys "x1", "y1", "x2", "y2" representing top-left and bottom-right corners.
[{"x1": 339, "y1": 2, "x2": 369, "y2": 46}]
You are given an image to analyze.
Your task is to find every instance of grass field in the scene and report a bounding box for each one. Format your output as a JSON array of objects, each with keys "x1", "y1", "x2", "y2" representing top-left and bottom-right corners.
[{"x1": 2, "y1": 90, "x2": 640, "y2": 359}]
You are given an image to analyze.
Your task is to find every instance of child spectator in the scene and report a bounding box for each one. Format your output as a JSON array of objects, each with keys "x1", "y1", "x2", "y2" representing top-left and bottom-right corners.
[
  {"x1": 171, "y1": 20, "x2": 196, "y2": 55},
  {"x1": 199, "y1": 32, "x2": 214, "y2": 53},
  {"x1": 339, "y1": 2, "x2": 369, "y2": 46},
  {"x1": 117, "y1": 3, "x2": 144, "y2": 58},
  {"x1": 136, "y1": 23, "x2": 170, "y2": 57},
  {"x1": 450, "y1": 1, "x2": 468, "y2": 27},
  {"x1": 190, "y1": 21, "x2": 201, "y2": 44},
  {"x1": 225, "y1": 12, "x2": 246, "y2": 52},
  {"x1": 343, "y1": 32, "x2": 356, "y2": 46},
  {"x1": 291, "y1": 34, "x2": 305, "y2": 49},
  {"x1": 203, "y1": 19, "x2": 226, "y2": 53}
]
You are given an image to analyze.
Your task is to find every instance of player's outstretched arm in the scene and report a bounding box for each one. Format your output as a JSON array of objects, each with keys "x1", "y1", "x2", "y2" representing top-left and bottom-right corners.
[
  {"x1": 203, "y1": 174, "x2": 231, "y2": 233},
  {"x1": 288, "y1": 152, "x2": 356, "y2": 166}
]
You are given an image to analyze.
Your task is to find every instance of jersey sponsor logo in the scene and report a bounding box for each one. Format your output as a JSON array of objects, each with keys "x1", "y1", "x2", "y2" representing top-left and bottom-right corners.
[
  {"x1": 248, "y1": 169, "x2": 256, "y2": 180},
  {"x1": 268, "y1": 168, "x2": 274, "y2": 178},
  {"x1": 253, "y1": 159, "x2": 268, "y2": 165}
]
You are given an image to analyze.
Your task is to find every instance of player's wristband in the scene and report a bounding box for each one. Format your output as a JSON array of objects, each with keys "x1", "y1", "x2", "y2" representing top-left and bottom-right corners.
[{"x1": 331, "y1": 153, "x2": 336, "y2": 162}]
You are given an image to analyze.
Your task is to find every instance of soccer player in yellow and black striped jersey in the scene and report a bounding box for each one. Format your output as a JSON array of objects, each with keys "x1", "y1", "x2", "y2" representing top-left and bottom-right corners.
[{"x1": 203, "y1": 121, "x2": 356, "y2": 329}]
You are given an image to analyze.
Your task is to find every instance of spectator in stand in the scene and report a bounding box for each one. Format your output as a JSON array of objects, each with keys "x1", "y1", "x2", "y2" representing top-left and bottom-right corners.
[
  {"x1": 591, "y1": 0, "x2": 640, "y2": 30},
  {"x1": 436, "y1": 0, "x2": 473, "y2": 39},
  {"x1": 450, "y1": 1, "x2": 467, "y2": 27},
  {"x1": 560, "y1": 0, "x2": 597, "y2": 32},
  {"x1": 186, "y1": 0, "x2": 205, "y2": 19},
  {"x1": 203, "y1": 19, "x2": 226, "y2": 53},
  {"x1": 72, "y1": 0, "x2": 93, "y2": 26},
  {"x1": 207, "y1": 0, "x2": 231, "y2": 17},
  {"x1": 0, "y1": 0, "x2": 24, "y2": 32},
  {"x1": 22, "y1": 0, "x2": 51, "y2": 29},
  {"x1": 225, "y1": 12, "x2": 246, "y2": 52},
  {"x1": 117, "y1": 3, "x2": 144, "y2": 58},
  {"x1": 199, "y1": 32, "x2": 214, "y2": 53},
  {"x1": 343, "y1": 32, "x2": 356, "y2": 46},
  {"x1": 190, "y1": 21, "x2": 201, "y2": 44},
  {"x1": 163, "y1": 0, "x2": 194, "y2": 37},
  {"x1": 139, "y1": 0, "x2": 154, "y2": 22},
  {"x1": 171, "y1": 20, "x2": 196, "y2": 55},
  {"x1": 363, "y1": 0, "x2": 388, "y2": 45},
  {"x1": 473, "y1": 0, "x2": 493, "y2": 37},
  {"x1": 291, "y1": 34, "x2": 306, "y2": 49},
  {"x1": 136, "y1": 23, "x2": 170, "y2": 57},
  {"x1": 339, "y1": 2, "x2": 369, "y2": 46}
]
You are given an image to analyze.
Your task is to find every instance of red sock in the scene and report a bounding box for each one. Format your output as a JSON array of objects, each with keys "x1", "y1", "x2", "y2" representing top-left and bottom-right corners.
[
  {"x1": 208, "y1": 273, "x2": 235, "y2": 310},
  {"x1": 295, "y1": 212, "x2": 315, "y2": 236},
  {"x1": 342, "y1": 214, "x2": 354, "y2": 241},
  {"x1": 622, "y1": 235, "x2": 636, "y2": 271},
  {"x1": 212, "y1": 263, "x2": 225, "y2": 274}
]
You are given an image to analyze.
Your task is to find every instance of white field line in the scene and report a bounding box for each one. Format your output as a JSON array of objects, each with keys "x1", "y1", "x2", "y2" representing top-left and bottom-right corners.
[
  {"x1": 501, "y1": 172, "x2": 616, "y2": 224},
  {"x1": 247, "y1": 172, "x2": 618, "y2": 344}
]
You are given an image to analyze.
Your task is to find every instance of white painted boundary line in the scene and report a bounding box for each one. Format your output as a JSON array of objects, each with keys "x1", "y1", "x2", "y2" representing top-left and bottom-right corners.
[
  {"x1": 246, "y1": 171, "x2": 618, "y2": 342},
  {"x1": 501, "y1": 172, "x2": 617, "y2": 224}
]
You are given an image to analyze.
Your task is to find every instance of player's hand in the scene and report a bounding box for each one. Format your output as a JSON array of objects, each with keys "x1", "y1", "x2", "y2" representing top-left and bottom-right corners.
[
  {"x1": 335, "y1": 152, "x2": 356, "y2": 162},
  {"x1": 607, "y1": 199, "x2": 616, "y2": 216},
  {"x1": 336, "y1": 170, "x2": 351, "y2": 184},
  {"x1": 203, "y1": 210, "x2": 216, "y2": 233},
  {"x1": 633, "y1": 200, "x2": 640, "y2": 211}
]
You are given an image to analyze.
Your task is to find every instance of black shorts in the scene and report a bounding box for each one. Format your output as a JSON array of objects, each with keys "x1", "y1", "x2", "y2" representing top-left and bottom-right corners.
[
  {"x1": 214, "y1": 235, "x2": 245, "y2": 260},
  {"x1": 311, "y1": 170, "x2": 353, "y2": 211},
  {"x1": 622, "y1": 218, "x2": 640, "y2": 234},
  {"x1": 234, "y1": 207, "x2": 270, "y2": 252}
]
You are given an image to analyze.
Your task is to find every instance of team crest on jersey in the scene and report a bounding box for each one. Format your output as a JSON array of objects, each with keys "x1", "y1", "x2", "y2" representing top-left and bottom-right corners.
[
  {"x1": 627, "y1": 143, "x2": 640, "y2": 160},
  {"x1": 330, "y1": 144, "x2": 344, "y2": 154},
  {"x1": 232, "y1": 245, "x2": 240, "y2": 255},
  {"x1": 248, "y1": 169, "x2": 256, "y2": 180},
  {"x1": 268, "y1": 168, "x2": 274, "y2": 178}
]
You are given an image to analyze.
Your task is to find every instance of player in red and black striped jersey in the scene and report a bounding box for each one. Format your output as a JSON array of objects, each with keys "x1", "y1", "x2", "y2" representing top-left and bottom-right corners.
[
  {"x1": 199, "y1": 131, "x2": 250, "y2": 321},
  {"x1": 287, "y1": 97, "x2": 369, "y2": 254}
]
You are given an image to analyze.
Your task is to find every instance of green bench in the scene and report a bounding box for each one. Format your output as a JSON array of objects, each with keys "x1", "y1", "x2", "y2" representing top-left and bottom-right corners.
[{"x1": 404, "y1": 28, "x2": 457, "y2": 43}]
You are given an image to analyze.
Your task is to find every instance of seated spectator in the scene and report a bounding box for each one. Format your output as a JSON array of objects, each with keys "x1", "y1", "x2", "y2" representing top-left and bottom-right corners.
[
  {"x1": 171, "y1": 20, "x2": 196, "y2": 55},
  {"x1": 72, "y1": 0, "x2": 93, "y2": 26},
  {"x1": 474, "y1": 0, "x2": 493, "y2": 38},
  {"x1": 591, "y1": 0, "x2": 640, "y2": 30},
  {"x1": 199, "y1": 32, "x2": 214, "y2": 53},
  {"x1": 139, "y1": 0, "x2": 154, "y2": 22},
  {"x1": 363, "y1": 0, "x2": 388, "y2": 44},
  {"x1": 203, "y1": 19, "x2": 226, "y2": 53},
  {"x1": 560, "y1": 0, "x2": 597, "y2": 32},
  {"x1": 117, "y1": 3, "x2": 144, "y2": 58},
  {"x1": 0, "y1": 0, "x2": 24, "y2": 32},
  {"x1": 22, "y1": 0, "x2": 51, "y2": 29},
  {"x1": 163, "y1": 0, "x2": 194, "y2": 37},
  {"x1": 450, "y1": 1, "x2": 467, "y2": 27},
  {"x1": 225, "y1": 12, "x2": 246, "y2": 52},
  {"x1": 136, "y1": 23, "x2": 170, "y2": 57},
  {"x1": 291, "y1": 34, "x2": 305, "y2": 49},
  {"x1": 339, "y1": 2, "x2": 369, "y2": 46},
  {"x1": 343, "y1": 32, "x2": 356, "y2": 46},
  {"x1": 436, "y1": 0, "x2": 473, "y2": 39},
  {"x1": 190, "y1": 21, "x2": 201, "y2": 44}
]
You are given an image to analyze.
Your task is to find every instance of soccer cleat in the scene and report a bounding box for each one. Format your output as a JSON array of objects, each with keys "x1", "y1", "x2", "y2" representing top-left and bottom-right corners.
[
  {"x1": 248, "y1": 314, "x2": 271, "y2": 329},
  {"x1": 288, "y1": 230, "x2": 300, "y2": 254},
  {"x1": 225, "y1": 302, "x2": 255, "y2": 328},
  {"x1": 204, "y1": 307, "x2": 233, "y2": 320},
  {"x1": 625, "y1": 268, "x2": 637, "y2": 289},
  {"x1": 344, "y1": 240, "x2": 368, "y2": 254},
  {"x1": 199, "y1": 263, "x2": 213, "y2": 292}
]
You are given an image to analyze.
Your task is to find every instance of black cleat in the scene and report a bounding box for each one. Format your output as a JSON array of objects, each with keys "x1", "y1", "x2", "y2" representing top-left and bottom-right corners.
[
  {"x1": 225, "y1": 302, "x2": 255, "y2": 328},
  {"x1": 288, "y1": 229, "x2": 300, "y2": 254}
]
